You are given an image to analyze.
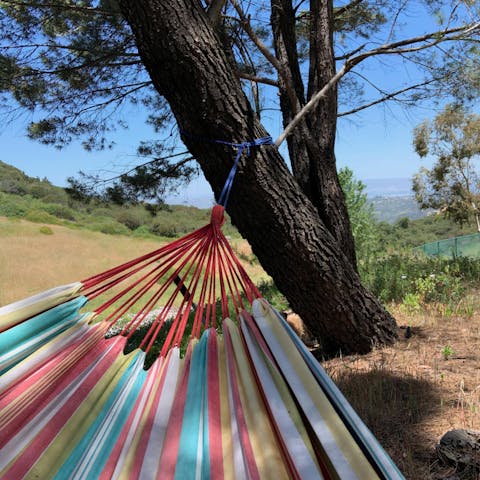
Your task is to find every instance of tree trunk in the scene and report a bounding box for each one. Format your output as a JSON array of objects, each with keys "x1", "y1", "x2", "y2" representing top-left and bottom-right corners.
[
  {"x1": 118, "y1": 0, "x2": 397, "y2": 355},
  {"x1": 270, "y1": 0, "x2": 357, "y2": 267}
]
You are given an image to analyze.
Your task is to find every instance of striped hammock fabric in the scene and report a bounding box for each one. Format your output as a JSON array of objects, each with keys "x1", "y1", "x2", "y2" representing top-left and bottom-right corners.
[{"x1": 0, "y1": 206, "x2": 404, "y2": 479}]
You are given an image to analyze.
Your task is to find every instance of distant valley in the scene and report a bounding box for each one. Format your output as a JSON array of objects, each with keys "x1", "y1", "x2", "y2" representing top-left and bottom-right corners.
[{"x1": 369, "y1": 195, "x2": 432, "y2": 224}]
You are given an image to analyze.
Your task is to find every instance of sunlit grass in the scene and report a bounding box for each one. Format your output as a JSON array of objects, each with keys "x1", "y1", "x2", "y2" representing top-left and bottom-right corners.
[
  {"x1": 0, "y1": 217, "x2": 166, "y2": 305},
  {"x1": 0, "y1": 216, "x2": 269, "y2": 307}
]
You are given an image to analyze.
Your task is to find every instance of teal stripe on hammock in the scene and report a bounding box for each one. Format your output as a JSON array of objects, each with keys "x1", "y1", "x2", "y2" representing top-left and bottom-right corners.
[
  {"x1": 202, "y1": 335, "x2": 211, "y2": 480},
  {"x1": 53, "y1": 351, "x2": 148, "y2": 480},
  {"x1": 175, "y1": 330, "x2": 210, "y2": 480},
  {"x1": 0, "y1": 296, "x2": 87, "y2": 375},
  {"x1": 270, "y1": 304, "x2": 405, "y2": 480}
]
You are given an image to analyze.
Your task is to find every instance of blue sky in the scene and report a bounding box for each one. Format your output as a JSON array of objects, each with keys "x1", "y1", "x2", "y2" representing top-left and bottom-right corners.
[
  {"x1": 0, "y1": 1, "x2": 456, "y2": 206},
  {"x1": 0, "y1": 98, "x2": 433, "y2": 206}
]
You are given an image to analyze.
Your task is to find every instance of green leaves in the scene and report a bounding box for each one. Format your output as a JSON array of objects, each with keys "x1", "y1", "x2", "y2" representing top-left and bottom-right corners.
[
  {"x1": 0, "y1": 0, "x2": 151, "y2": 148},
  {"x1": 413, "y1": 120, "x2": 431, "y2": 158},
  {"x1": 413, "y1": 105, "x2": 480, "y2": 230},
  {"x1": 338, "y1": 166, "x2": 379, "y2": 261}
]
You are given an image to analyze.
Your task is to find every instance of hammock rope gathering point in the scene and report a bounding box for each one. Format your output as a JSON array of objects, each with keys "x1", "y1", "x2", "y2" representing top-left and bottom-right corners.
[{"x1": 0, "y1": 140, "x2": 405, "y2": 479}]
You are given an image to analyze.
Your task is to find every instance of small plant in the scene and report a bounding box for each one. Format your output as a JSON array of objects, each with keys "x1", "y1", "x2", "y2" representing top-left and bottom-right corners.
[
  {"x1": 39, "y1": 226, "x2": 54, "y2": 235},
  {"x1": 400, "y1": 292, "x2": 421, "y2": 314},
  {"x1": 442, "y1": 345, "x2": 455, "y2": 360}
]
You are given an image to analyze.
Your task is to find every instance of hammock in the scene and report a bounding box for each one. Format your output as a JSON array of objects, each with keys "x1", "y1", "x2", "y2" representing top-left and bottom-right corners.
[{"x1": 0, "y1": 205, "x2": 404, "y2": 479}]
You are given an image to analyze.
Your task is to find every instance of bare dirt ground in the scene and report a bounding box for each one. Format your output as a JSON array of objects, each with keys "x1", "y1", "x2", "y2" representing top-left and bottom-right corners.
[{"x1": 323, "y1": 305, "x2": 480, "y2": 479}]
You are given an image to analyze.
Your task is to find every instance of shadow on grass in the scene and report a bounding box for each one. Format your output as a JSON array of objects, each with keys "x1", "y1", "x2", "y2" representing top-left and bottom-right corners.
[{"x1": 330, "y1": 369, "x2": 441, "y2": 479}]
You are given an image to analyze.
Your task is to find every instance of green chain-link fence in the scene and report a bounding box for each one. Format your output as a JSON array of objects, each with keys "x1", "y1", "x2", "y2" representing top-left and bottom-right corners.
[{"x1": 415, "y1": 232, "x2": 480, "y2": 258}]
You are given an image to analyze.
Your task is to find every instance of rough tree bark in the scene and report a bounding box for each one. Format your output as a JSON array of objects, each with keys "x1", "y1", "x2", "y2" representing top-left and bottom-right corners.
[
  {"x1": 117, "y1": 0, "x2": 397, "y2": 355},
  {"x1": 271, "y1": 0, "x2": 357, "y2": 266}
]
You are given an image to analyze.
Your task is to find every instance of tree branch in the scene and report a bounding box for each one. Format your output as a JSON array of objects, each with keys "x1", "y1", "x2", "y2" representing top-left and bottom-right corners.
[
  {"x1": 334, "y1": 0, "x2": 364, "y2": 18},
  {"x1": 275, "y1": 21, "x2": 480, "y2": 146},
  {"x1": 91, "y1": 152, "x2": 194, "y2": 185},
  {"x1": 229, "y1": 0, "x2": 283, "y2": 74},
  {"x1": 0, "y1": 0, "x2": 114, "y2": 16},
  {"x1": 231, "y1": 0, "x2": 301, "y2": 115},
  {"x1": 275, "y1": 63, "x2": 347, "y2": 146},
  {"x1": 237, "y1": 71, "x2": 278, "y2": 87},
  {"x1": 206, "y1": 0, "x2": 227, "y2": 24},
  {"x1": 349, "y1": 23, "x2": 480, "y2": 67},
  {"x1": 335, "y1": 43, "x2": 366, "y2": 61},
  {"x1": 338, "y1": 78, "x2": 439, "y2": 117}
]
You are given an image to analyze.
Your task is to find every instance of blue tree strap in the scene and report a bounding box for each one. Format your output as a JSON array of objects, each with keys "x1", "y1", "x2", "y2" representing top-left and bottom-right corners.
[
  {"x1": 180, "y1": 130, "x2": 273, "y2": 207},
  {"x1": 217, "y1": 137, "x2": 273, "y2": 207}
]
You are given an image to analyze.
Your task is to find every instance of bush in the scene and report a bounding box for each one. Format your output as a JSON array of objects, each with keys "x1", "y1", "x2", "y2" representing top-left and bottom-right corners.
[
  {"x1": 88, "y1": 206, "x2": 114, "y2": 217},
  {"x1": 0, "y1": 194, "x2": 29, "y2": 217},
  {"x1": 89, "y1": 218, "x2": 131, "y2": 235},
  {"x1": 132, "y1": 225, "x2": 155, "y2": 238},
  {"x1": 257, "y1": 279, "x2": 289, "y2": 312},
  {"x1": 28, "y1": 183, "x2": 68, "y2": 204},
  {"x1": 42, "y1": 203, "x2": 77, "y2": 221},
  {"x1": 24, "y1": 209, "x2": 60, "y2": 224},
  {"x1": 114, "y1": 207, "x2": 151, "y2": 231},
  {"x1": 39, "y1": 226, "x2": 54, "y2": 235},
  {"x1": 361, "y1": 254, "x2": 480, "y2": 305},
  {"x1": 0, "y1": 179, "x2": 28, "y2": 196},
  {"x1": 149, "y1": 219, "x2": 177, "y2": 237}
]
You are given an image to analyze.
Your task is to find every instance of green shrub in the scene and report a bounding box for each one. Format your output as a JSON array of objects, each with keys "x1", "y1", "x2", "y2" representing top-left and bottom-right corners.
[
  {"x1": 0, "y1": 193, "x2": 29, "y2": 217},
  {"x1": 132, "y1": 225, "x2": 155, "y2": 238},
  {"x1": 89, "y1": 218, "x2": 131, "y2": 235},
  {"x1": 28, "y1": 183, "x2": 66, "y2": 202},
  {"x1": 42, "y1": 203, "x2": 77, "y2": 221},
  {"x1": 149, "y1": 219, "x2": 177, "y2": 237},
  {"x1": 115, "y1": 207, "x2": 151, "y2": 231},
  {"x1": 39, "y1": 226, "x2": 54, "y2": 235},
  {"x1": 0, "y1": 180, "x2": 28, "y2": 196},
  {"x1": 88, "y1": 206, "x2": 114, "y2": 217},
  {"x1": 24, "y1": 209, "x2": 60, "y2": 224},
  {"x1": 361, "y1": 254, "x2": 480, "y2": 307}
]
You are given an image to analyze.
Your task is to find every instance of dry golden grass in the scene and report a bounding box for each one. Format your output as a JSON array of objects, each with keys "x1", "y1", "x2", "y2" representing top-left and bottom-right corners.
[
  {"x1": 0, "y1": 218, "x2": 269, "y2": 306},
  {"x1": 324, "y1": 305, "x2": 480, "y2": 479},
  {"x1": 0, "y1": 217, "x2": 167, "y2": 305}
]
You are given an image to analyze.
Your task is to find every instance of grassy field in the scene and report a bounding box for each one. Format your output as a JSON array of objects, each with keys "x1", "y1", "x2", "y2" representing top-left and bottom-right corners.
[
  {"x1": 0, "y1": 216, "x2": 268, "y2": 306},
  {"x1": 1, "y1": 215, "x2": 479, "y2": 478}
]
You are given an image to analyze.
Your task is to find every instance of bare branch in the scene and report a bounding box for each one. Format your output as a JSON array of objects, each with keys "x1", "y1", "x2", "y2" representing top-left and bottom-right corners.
[
  {"x1": 335, "y1": 43, "x2": 367, "y2": 61},
  {"x1": 237, "y1": 71, "x2": 278, "y2": 87},
  {"x1": 1, "y1": 43, "x2": 140, "y2": 58},
  {"x1": 349, "y1": 23, "x2": 480, "y2": 67},
  {"x1": 338, "y1": 78, "x2": 439, "y2": 117},
  {"x1": 386, "y1": 0, "x2": 409, "y2": 44},
  {"x1": 93, "y1": 152, "x2": 194, "y2": 185},
  {"x1": 229, "y1": 0, "x2": 283, "y2": 73},
  {"x1": 230, "y1": 0, "x2": 301, "y2": 114},
  {"x1": 275, "y1": 64, "x2": 348, "y2": 146},
  {"x1": 276, "y1": 22, "x2": 480, "y2": 146}
]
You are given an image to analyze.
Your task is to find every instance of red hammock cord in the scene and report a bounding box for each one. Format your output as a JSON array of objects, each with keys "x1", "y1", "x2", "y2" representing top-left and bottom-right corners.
[{"x1": 80, "y1": 205, "x2": 261, "y2": 355}]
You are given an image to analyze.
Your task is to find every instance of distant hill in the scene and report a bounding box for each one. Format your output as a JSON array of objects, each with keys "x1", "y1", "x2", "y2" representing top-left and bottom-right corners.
[
  {"x1": 0, "y1": 160, "x2": 241, "y2": 239},
  {"x1": 0, "y1": 160, "x2": 69, "y2": 204},
  {"x1": 0, "y1": 160, "x2": 438, "y2": 229},
  {"x1": 363, "y1": 177, "x2": 413, "y2": 198},
  {"x1": 369, "y1": 195, "x2": 434, "y2": 224}
]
